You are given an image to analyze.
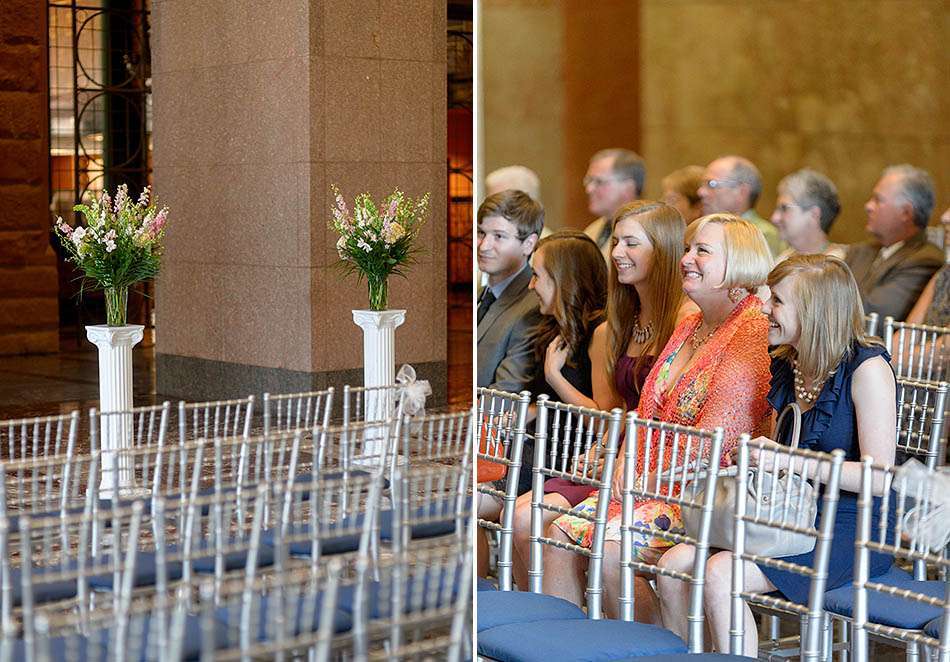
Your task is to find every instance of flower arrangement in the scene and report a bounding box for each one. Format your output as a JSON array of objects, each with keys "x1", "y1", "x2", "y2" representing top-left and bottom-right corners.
[
  {"x1": 53, "y1": 184, "x2": 168, "y2": 326},
  {"x1": 329, "y1": 185, "x2": 430, "y2": 311}
]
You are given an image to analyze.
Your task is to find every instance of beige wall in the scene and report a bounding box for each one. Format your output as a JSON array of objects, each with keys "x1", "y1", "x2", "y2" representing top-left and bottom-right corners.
[
  {"x1": 483, "y1": 0, "x2": 948, "y2": 242},
  {"x1": 152, "y1": 0, "x2": 447, "y2": 397}
]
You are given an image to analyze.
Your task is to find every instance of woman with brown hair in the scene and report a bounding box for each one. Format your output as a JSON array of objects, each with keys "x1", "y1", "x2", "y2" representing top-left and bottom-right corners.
[{"x1": 509, "y1": 201, "x2": 693, "y2": 598}]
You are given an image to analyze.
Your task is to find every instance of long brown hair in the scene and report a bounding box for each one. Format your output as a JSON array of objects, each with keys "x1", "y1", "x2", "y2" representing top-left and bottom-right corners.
[
  {"x1": 532, "y1": 231, "x2": 608, "y2": 364},
  {"x1": 767, "y1": 254, "x2": 883, "y2": 383},
  {"x1": 606, "y1": 201, "x2": 687, "y2": 396}
]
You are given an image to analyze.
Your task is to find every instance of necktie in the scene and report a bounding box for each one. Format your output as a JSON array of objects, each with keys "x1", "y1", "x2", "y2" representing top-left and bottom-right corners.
[{"x1": 477, "y1": 289, "x2": 497, "y2": 324}]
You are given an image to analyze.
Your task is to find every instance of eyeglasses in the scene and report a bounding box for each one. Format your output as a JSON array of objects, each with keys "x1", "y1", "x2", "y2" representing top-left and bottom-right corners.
[
  {"x1": 583, "y1": 175, "x2": 631, "y2": 188},
  {"x1": 774, "y1": 203, "x2": 800, "y2": 214},
  {"x1": 704, "y1": 178, "x2": 741, "y2": 190}
]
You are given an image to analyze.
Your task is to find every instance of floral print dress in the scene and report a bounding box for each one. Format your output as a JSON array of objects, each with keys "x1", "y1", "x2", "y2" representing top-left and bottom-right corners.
[{"x1": 553, "y1": 295, "x2": 772, "y2": 556}]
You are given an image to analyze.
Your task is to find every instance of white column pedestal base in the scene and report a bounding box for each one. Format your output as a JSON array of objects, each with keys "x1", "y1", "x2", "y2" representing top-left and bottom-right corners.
[{"x1": 86, "y1": 324, "x2": 144, "y2": 499}]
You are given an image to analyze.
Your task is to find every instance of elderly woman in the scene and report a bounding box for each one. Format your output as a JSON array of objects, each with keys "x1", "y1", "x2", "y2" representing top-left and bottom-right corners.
[
  {"x1": 543, "y1": 214, "x2": 773, "y2": 621},
  {"x1": 657, "y1": 255, "x2": 897, "y2": 656},
  {"x1": 770, "y1": 169, "x2": 846, "y2": 262}
]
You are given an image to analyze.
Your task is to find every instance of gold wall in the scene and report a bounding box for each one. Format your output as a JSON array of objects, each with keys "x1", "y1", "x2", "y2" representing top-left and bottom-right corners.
[{"x1": 483, "y1": 0, "x2": 948, "y2": 242}]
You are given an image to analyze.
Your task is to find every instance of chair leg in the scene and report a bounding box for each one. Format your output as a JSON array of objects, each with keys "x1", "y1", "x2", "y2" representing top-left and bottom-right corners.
[
  {"x1": 907, "y1": 641, "x2": 921, "y2": 662},
  {"x1": 837, "y1": 618, "x2": 849, "y2": 662}
]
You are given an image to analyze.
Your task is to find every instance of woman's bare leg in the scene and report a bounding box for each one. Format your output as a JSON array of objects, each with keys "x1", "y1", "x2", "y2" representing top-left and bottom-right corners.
[
  {"x1": 477, "y1": 492, "x2": 502, "y2": 579},
  {"x1": 512, "y1": 491, "x2": 569, "y2": 590},
  {"x1": 541, "y1": 527, "x2": 588, "y2": 607},
  {"x1": 704, "y1": 550, "x2": 775, "y2": 656},
  {"x1": 656, "y1": 543, "x2": 698, "y2": 639}
]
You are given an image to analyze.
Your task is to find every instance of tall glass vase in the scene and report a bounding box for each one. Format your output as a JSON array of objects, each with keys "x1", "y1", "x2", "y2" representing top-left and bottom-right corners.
[
  {"x1": 367, "y1": 275, "x2": 388, "y2": 311},
  {"x1": 104, "y1": 286, "x2": 129, "y2": 326}
]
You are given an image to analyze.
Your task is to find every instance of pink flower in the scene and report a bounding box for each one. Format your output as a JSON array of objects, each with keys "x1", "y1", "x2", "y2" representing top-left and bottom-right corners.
[
  {"x1": 113, "y1": 184, "x2": 128, "y2": 213},
  {"x1": 150, "y1": 208, "x2": 168, "y2": 236}
]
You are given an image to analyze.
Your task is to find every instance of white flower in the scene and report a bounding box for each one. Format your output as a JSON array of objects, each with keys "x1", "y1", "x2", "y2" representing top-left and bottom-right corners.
[
  {"x1": 336, "y1": 236, "x2": 348, "y2": 259},
  {"x1": 71, "y1": 226, "x2": 87, "y2": 246},
  {"x1": 357, "y1": 238, "x2": 372, "y2": 253}
]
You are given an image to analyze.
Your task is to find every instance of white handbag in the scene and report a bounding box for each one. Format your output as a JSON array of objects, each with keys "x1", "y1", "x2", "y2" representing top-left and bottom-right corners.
[{"x1": 683, "y1": 403, "x2": 818, "y2": 557}]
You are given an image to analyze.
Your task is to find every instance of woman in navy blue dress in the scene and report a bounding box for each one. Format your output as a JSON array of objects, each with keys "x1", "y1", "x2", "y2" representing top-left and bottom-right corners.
[{"x1": 656, "y1": 254, "x2": 897, "y2": 656}]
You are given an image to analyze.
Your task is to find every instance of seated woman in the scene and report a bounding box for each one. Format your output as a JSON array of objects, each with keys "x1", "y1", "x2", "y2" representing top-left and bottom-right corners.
[
  {"x1": 770, "y1": 169, "x2": 846, "y2": 262},
  {"x1": 657, "y1": 254, "x2": 897, "y2": 656},
  {"x1": 509, "y1": 201, "x2": 693, "y2": 591},
  {"x1": 906, "y1": 205, "x2": 950, "y2": 327},
  {"x1": 476, "y1": 231, "x2": 607, "y2": 580},
  {"x1": 544, "y1": 213, "x2": 773, "y2": 621}
]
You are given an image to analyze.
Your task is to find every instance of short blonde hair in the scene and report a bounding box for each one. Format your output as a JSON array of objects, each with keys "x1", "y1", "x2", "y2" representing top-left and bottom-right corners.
[
  {"x1": 685, "y1": 213, "x2": 772, "y2": 291},
  {"x1": 767, "y1": 254, "x2": 882, "y2": 382}
]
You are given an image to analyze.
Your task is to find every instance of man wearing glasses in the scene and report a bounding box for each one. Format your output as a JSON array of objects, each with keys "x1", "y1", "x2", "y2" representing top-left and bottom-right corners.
[
  {"x1": 698, "y1": 155, "x2": 787, "y2": 258},
  {"x1": 582, "y1": 149, "x2": 645, "y2": 261}
]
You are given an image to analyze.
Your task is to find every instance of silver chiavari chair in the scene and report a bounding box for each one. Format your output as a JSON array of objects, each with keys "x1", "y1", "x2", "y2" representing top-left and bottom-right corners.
[
  {"x1": 342, "y1": 383, "x2": 406, "y2": 426},
  {"x1": 885, "y1": 316, "x2": 950, "y2": 384},
  {"x1": 865, "y1": 313, "x2": 880, "y2": 337},
  {"x1": 733, "y1": 436, "x2": 846, "y2": 662},
  {"x1": 390, "y1": 460, "x2": 472, "y2": 556},
  {"x1": 0, "y1": 452, "x2": 99, "y2": 523},
  {"x1": 89, "y1": 402, "x2": 171, "y2": 499},
  {"x1": 849, "y1": 458, "x2": 950, "y2": 662},
  {"x1": 476, "y1": 388, "x2": 531, "y2": 591},
  {"x1": 1, "y1": 497, "x2": 146, "y2": 649},
  {"x1": 0, "y1": 411, "x2": 79, "y2": 464},
  {"x1": 476, "y1": 396, "x2": 623, "y2": 642},
  {"x1": 896, "y1": 378, "x2": 948, "y2": 471},
  {"x1": 349, "y1": 521, "x2": 474, "y2": 662},
  {"x1": 477, "y1": 412, "x2": 726, "y2": 661},
  {"x1": 198, "y1": 559, "x2": 349, "y2": 662},
  {"x1": 176, "y1": 396, "x2": 254, "y2": 447},
  {"x1": 261, "y1": 387, "x2": 334, "y2": 437}
]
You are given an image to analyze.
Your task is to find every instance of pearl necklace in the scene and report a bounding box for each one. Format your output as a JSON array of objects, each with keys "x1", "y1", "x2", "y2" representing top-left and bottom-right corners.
[
  {"x1": 792, "y1": 360, "x2": 825, "y2": 404},
  {"x1": 631, "y1": 315, "x2": 654, "y2": 344}
]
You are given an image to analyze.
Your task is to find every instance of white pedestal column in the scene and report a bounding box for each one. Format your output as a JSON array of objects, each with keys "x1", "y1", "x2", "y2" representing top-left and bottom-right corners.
[
  {"x1": 86, "y1": 324, "x2": 144, "y2": 498},
  {"x1": 352, "y1": 310, "x2": 405, "y2": 467}
]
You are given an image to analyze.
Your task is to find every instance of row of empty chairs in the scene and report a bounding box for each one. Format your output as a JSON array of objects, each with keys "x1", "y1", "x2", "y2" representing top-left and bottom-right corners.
[
  {"x1": 476, "y1": 378, "x2": 950, "y2": 662},
  {"x1": 0, "y1": 382, "x2": 473, "y2": 660}
]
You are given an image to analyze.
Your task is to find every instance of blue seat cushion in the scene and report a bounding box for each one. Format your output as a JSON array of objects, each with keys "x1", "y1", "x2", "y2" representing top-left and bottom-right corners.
[
  {"x1": 925, "y1": 616, "x2": 945, "y2": 639},
  {"x1": 189, "y1": 541, "x2": 277, "y2": 574},
  {"x1": 7, "y1": 566, "x2": 78, "y2": 607},
  {"x1": 10, "y1": 612, "x2": 225, "y2": 661},
  {"x1": 613, "y1": 655, "x2": 757, "y2": 661},
  {"x1": 378, "y1": 498, "x2": 471, "y2": 541},
  {"x1": 261, "y1": 522, "x2": 364, "y2": 557},
  {"x1": 85, "y1": 552, "x2": 184, "y2": 590},
  {"x1": 214, "y1": 589, "x2": 354, "y2": 639},
  {"x1": 336, "y1": 565, "x2": 463, "y2": 618},
  {"x1": 477, "y1": 577, "x2": 497, "y2": 591},
  {"x1": 476, "y1": 590, "x2": 585, "y2": 632},
  {"x1": 824, "y1": 565, "x2": 946, "y2": 629},
  {"x1": 477, "y1": 619, "x2": 687, "y2": 662}
]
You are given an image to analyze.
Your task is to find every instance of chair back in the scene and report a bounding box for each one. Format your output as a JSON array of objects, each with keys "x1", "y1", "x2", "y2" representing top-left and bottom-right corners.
[
  {"x1": 527, "y1": 395, "x2": 623, "y2": 619},
  {"x1": 896, "y1": 378, "x2": 948, "y2": 469},
  {"x1": 90, "y1": 402, "x2": 170, "y2": 496},
  {"x1": 177, "y1": 396, "x2": 255, "y2": 446},
  {"x1": 342, "y1": 383, "x2": 406, "y2": 425},
  {"x1": 261, "y1": 387, "x2": 334, "y2": 437},
  {"x1": 852, "y1": 458, "x2": 950, "y2": 661},
  {"x1": 0, "y1": 411, "x2": 79, "y2": 464},
  {"x1": 476, "y1": 388, "x2": 531, "y2": 591},
  {"x1": 619, "y1": 412, "x2": 725, "y2": 650},
  {"x1": 865, "y1": 312, "x2": 879, "y2": 337},
  {"x1": 885, "y1": 316, "x2": 950, "y2": 383},
  {"x1": 731, "y1": 436, "x2": 845, "y2": 661}
]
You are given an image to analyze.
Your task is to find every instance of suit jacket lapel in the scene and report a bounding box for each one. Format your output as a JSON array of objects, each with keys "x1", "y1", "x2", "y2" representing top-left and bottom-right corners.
[
  {"x1": 869, "y1": 232, "x2": 928, "y2": 284},
  {"x1": 477, "y1": 265, "x2": 532, "y2": 342}
]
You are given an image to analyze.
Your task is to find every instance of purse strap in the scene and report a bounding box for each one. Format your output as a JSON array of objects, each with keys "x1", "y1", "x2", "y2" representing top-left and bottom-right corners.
[{"x1": 774, "y1": 401, "x2": 802, "y2": 449}]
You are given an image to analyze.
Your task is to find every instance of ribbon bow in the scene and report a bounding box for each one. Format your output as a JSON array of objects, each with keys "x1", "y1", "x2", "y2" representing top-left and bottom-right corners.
[
  {"x1": 896, "y1": 459, "x2": 950, "y2": 552},
  {"x1": 396, "y1": 364, "x2": 431, "y2": 418}
]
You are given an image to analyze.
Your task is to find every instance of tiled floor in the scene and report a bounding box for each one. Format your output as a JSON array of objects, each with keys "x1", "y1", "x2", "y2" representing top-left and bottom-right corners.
[{"x1": 0, "y1": 286, "x2": 473, "y2": 421}]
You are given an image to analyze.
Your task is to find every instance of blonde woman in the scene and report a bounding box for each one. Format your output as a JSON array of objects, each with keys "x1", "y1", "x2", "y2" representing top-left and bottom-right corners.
[
  {"x1": 544, "y1": 214, "x2": 773, "y2": 621},
  {"x1": 657, "y1": 255, "x2": 897, "y2": 656}
]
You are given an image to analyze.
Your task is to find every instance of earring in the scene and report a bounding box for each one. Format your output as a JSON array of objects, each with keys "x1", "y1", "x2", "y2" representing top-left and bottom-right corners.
[{"x1": 728, "y1": 287, "x2": 745, "y2": 303}]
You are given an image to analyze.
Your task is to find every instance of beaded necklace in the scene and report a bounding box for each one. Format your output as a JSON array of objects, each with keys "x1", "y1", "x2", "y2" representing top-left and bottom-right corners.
[
  {"x1": 631, "y1": 315, "x2": 654, "y2": 344},
  {"x1": 792, "y1": 360, "x2": 826, "y2": 404}
]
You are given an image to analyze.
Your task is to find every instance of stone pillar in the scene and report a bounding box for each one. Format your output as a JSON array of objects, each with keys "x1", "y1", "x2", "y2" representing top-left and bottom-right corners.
[
  {"x1": 0, "y1": 1, "x2": 59, "y2": 354},
  {"x1": 152, "y1": 1, "x2": 448, "y2": 405}
]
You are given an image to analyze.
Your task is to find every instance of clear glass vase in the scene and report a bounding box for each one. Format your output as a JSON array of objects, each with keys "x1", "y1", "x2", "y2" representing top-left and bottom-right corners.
[
  {"x1": 367, "y1": 276, "x2": 388, "y2": 311},
  {"x1": 104, "y1": 286, "x2": 129, "y2": 326}
]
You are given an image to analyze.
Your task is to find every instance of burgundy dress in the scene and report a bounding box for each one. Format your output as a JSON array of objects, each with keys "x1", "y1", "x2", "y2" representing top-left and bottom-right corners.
[{"x1": 543, "y1": 353, "x2": 656, "y2": 506}]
